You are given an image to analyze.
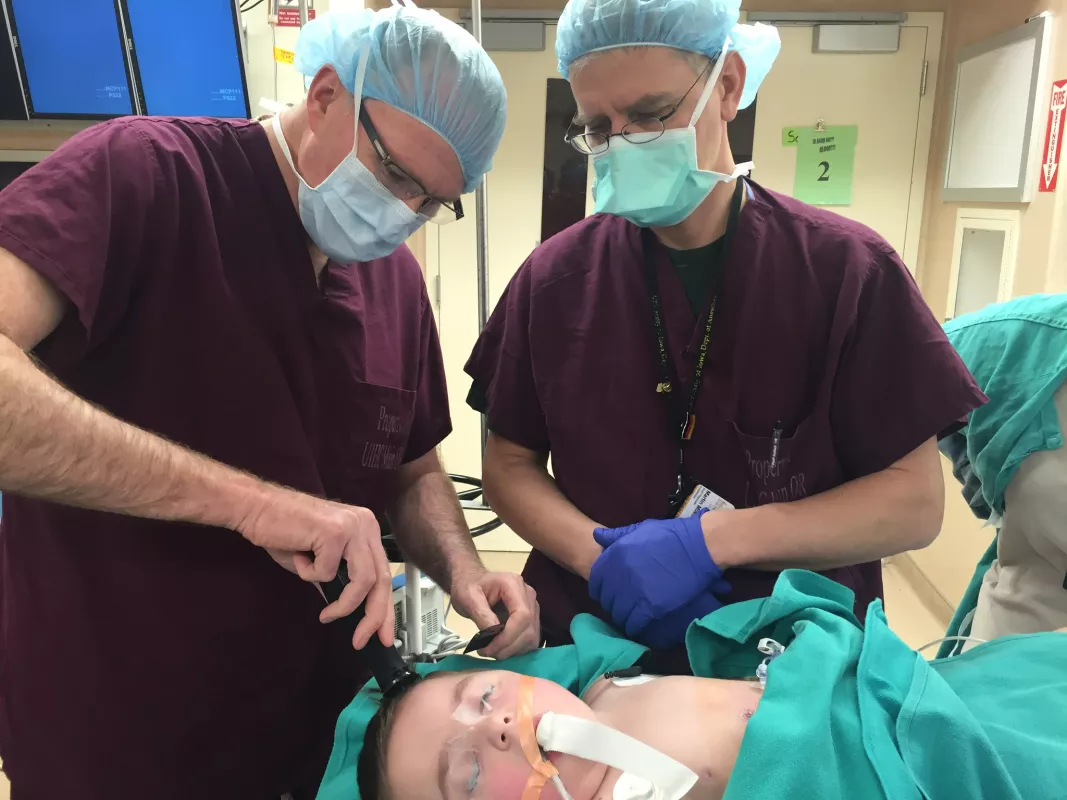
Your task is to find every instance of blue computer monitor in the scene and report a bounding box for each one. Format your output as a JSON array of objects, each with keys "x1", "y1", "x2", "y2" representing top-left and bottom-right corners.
[
  {"x1": 7, "y1": 0, "x2": 134, "y2": 118},
  {"x1": 123, "y1": 0, "x2": 249, "y2": 119}
]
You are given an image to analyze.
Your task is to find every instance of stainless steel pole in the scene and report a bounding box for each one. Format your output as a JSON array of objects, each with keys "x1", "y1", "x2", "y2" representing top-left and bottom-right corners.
[
  {"x1": 298, "y1": 0, "x2": 309, "y2": 26},
  {"x1": 471, "y1": 0, "x2": 491, "y2": 457}
]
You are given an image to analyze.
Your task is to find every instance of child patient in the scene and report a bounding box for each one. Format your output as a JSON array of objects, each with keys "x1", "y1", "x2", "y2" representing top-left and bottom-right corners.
[
  {"x1": 372, "y1": 666, "x2": 764, "y2": 800},
  {"x1": 323, "y1": 571, "x2": 1067, "y2": 800}
]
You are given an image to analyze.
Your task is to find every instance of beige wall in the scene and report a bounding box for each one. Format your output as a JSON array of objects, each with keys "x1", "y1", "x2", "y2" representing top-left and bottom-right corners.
[
  {"x1": 917, "y1": 0, "x2": 1067, "y2": 312},
  {"x1": 905, "y1": 1, "x2": 1065, "y2": 610},
  {"x1": 910, "y1": 461, "x2": 994, "y2": 612}
]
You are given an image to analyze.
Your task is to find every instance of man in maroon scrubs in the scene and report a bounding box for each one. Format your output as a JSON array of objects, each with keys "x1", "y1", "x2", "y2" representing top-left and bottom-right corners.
[
  {"x1": 466, "y1": 0, "x2": 985, "y2": 653},
  {"x1": 0, "y1": 8, "x2": 538, "y2": 799}
]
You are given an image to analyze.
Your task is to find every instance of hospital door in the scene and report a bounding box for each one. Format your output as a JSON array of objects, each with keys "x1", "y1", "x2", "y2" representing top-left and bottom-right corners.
[
  {"x1": 425, "y1": 17, "x2": 943, "y2": 552},
  {"x1": 747, "y1": 15, "x2": 943, "y2": 268}
]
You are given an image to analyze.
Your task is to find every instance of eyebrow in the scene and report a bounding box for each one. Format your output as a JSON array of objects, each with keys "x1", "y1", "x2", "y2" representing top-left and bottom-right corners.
[
  {"x1": 437, "y1": 674, "x2": 474, "y2": 796},
  {"x1": 573, "y1": 92, "x2": 678, "y2": 128},
  {"x1": 452, "y1": 673, "x2": 473, "y2": 705}
]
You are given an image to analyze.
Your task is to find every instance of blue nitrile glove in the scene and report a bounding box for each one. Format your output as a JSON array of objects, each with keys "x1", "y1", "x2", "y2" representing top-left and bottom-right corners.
[
  {"x1": 636, "y1": 590, "x2": 729, "y2": 650},
  {"x1": 589, "y1": 511, "x2": 728, "y2": 638}
]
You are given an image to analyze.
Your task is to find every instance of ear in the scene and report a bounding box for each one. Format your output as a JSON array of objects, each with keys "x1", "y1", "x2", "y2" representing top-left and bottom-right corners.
[
  {"x1": 719, "y1": 51, "x2": 747, "y2": 122},
  {"x1": 305, "y1": 66, "x2": 346, "y2": 133}
]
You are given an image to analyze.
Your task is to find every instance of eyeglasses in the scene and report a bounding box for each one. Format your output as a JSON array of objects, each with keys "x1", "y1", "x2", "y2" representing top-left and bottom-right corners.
[
  {"x1": 359, "y1": 106, "x2": 464, "y2": 225},
  {"x1": 565, "y1": 61, "x2": 712, "y2": 156}
]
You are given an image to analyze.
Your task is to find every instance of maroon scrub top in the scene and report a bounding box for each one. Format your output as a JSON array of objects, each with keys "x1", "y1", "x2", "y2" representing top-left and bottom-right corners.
[
  {"x1": 0, "y1": 119, "x2": 450, "y2": 798},
  {"x1": 466, "y1": 180, "x2": 985, "y2": 644}
]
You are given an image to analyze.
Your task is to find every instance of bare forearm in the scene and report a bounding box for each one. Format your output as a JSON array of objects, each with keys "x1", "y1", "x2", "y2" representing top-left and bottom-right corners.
[
  {"x1": 483, "y1": 440, "x2": 602, "y2": 579},
  {"x1": 0, "y1": 335, "x2": 262, "y2": 527},
  {"x1": 706, "y1": 447, "x2": 944, "y2": 571},
  {"x1": 388, "y1": 462, "x2": 482, "y2": 590}
]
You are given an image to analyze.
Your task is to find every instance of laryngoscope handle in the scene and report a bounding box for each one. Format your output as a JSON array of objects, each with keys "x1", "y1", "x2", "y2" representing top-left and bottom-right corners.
[{"x1": 320, "y1": 560, "x2": 417, "y2": 697}]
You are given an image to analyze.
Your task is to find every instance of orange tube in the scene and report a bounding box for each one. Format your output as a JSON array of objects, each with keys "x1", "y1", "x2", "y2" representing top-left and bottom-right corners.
[{"x1": 518, "y1": 675, "x2": 559, "y2": 800}]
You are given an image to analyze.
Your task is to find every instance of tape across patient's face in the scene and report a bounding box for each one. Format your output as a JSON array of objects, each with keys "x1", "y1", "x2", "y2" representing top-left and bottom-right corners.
[{"x1": 445, "y1": 675, "x2": 698, "y2": 800}]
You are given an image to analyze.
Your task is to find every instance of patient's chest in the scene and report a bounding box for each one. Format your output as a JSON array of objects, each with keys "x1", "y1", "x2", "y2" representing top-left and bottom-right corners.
[{"x1": 583, "y1": 676, "x2": 763, "y2": 800}]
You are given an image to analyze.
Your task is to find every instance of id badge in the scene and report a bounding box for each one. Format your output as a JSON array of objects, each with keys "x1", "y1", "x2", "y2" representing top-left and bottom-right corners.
[{"x1": 674, "y1": 484, "x2": 734, "y2": 519}]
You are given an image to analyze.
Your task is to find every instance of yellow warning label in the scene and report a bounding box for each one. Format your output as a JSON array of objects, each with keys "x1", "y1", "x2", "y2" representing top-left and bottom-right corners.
[{"x1": 273, "y1": 47, "x2": 295, "y2": 65}]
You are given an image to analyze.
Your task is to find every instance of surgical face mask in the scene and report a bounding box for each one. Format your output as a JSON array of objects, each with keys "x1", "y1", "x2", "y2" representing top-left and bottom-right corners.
[
  {"x1": 591, "y1": 40, "x2": 753, "y2": 228},
  {"x1": 272, "y1": 49, "x2": 428, "y2": 263},
  {"x1": 445, "y1": 675, "x2": 698, "y2": 800}
]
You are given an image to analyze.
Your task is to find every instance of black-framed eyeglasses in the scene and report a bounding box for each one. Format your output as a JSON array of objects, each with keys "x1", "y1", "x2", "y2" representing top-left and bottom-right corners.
[
  {"x1": 565, "y1": 61, "x2": 712, "y2": 156},
  {"x1": 359, "y1": 106, "x2": 464, "y2": 225}
]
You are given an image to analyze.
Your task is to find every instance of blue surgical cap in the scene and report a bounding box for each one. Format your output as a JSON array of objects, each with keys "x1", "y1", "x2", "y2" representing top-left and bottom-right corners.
[
  {"x1": 295, "y1": 7, "x2": 507, "y2": 193},
  {"x1": 555, "y1": 0, "x2": 780, "y2": 110}
]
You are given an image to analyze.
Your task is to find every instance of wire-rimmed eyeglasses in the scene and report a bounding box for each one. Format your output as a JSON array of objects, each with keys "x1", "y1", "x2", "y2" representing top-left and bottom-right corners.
[{"x1": 564, "y1": 61, "x2": 712, "y2": 156}]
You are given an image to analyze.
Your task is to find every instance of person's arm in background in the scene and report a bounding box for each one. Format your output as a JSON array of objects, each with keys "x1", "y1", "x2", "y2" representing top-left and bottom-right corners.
[
  {"x1": 388, "y1": 450, "x2": 482, "y2": 589},
  {"x1": 387, "y1": 284, "x2": 539, "y2": 659},
  {"x1": 706, "y1": 248, "x2": 986, "y2": 573},
  {"x1": 464, "y1": 261, "x2": 605, "y2": 580},
  {"x1": 482, "y1": 432, "x2": 603, "y2": 579},
  {"x1": 386, "y1": 448, "x2": 540, "y2": 658},
  {"x1": 704, "y1": 437, "x2": 944, "y2": 571}
]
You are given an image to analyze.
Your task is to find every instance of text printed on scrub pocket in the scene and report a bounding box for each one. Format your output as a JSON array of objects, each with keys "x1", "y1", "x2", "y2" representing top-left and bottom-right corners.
[
  {"x1": 360, "y1": 405, "x2": 406, "y2": 470},
  {"x1": 745, "y1": 449, "x2": 808, "y2": 505}
]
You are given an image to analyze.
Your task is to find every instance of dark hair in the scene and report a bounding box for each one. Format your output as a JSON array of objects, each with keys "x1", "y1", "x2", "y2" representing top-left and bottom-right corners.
[{"x1": 357, "y1": 682, "x2": 413, "y2": 800}]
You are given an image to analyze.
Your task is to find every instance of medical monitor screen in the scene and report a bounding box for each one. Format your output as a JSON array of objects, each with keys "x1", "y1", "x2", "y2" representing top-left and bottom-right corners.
[
  {"x1": 7, "y1": 0, "x2": 134, "y2": 118},
  {"x1": 124, "y1": 0, "x2": 249, "y2": 118}
]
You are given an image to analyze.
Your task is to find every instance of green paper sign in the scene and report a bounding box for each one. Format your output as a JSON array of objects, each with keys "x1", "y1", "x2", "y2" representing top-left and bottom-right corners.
[
  {"x1": 781, "y1": 127, "x2": 802, "y2": 147},
  {"x1": 792, "y1": 126, "x2": 858, "y2": 206}
]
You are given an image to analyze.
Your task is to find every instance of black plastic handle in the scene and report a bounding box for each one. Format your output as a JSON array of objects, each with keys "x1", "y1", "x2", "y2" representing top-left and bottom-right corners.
[
  {"x1": 464, "y1": 623, "x2": 505, "y2": 653},
  {"x1": 319, "y1": 559, "x2": 353, "y2": 606},
  {"x1": 321, "y1": 560, "x2": 417, "y2": 697}
]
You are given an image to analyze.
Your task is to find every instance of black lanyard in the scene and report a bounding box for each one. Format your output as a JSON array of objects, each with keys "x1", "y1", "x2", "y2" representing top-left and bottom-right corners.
[{"x1": 641, "y1": 179, "x2": 745, "y2": 513}]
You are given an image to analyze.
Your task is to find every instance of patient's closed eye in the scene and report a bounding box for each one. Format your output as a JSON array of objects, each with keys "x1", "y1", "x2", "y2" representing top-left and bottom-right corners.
[{"x1": 467, "y1": 753, "x2": 480, "y2": 794}]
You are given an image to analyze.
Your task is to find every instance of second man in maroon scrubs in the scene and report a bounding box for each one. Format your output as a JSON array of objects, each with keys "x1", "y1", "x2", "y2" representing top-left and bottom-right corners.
[{"x1": 466, "y1": 0, "x2": 985, "y2": 652}]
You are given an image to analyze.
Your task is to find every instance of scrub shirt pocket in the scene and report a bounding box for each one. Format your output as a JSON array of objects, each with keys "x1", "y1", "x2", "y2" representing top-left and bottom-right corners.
[
  {"x1": 326, "y1": 379, "x2": 416, "y2": 506},
  {"x1": 729, "y1": 414, "x2": 843, "y2": 510},
  {"x1": 725, "y1": 413, "x2": 876, "y2": 610}
]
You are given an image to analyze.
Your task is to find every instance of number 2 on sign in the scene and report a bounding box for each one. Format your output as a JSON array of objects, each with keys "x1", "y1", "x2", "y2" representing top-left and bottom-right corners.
[{"x1": 817, "y1": 161, "x2": 830, "y2": 182}]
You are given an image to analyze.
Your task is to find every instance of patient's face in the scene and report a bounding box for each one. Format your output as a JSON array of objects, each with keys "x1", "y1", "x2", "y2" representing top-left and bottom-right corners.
[{"x1": 386, "y1": 670, "x2": 605, "y2": 800}]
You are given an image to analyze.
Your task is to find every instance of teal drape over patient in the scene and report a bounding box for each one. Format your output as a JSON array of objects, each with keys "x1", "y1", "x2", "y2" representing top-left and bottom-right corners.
[
  {"x1": 691, "y1": 570, "x2": 1067, "y2": 799},
  {"x1": 319, "y1": 571, "x2": 1067, "y2": 799}
]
